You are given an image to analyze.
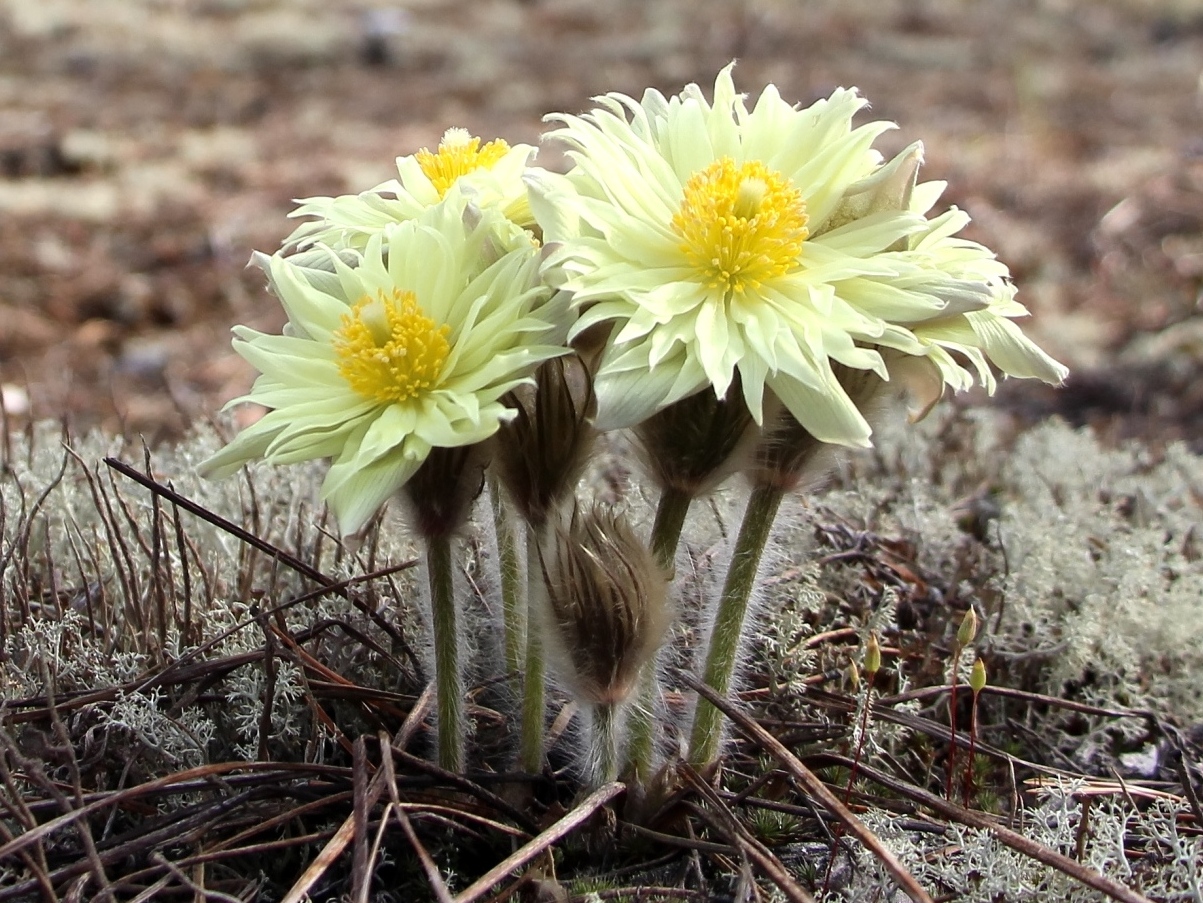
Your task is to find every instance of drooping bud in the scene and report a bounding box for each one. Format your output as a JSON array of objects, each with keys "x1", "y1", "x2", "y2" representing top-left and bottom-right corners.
[
  {"x1": 537, "y1": 504, "x2": 671, "y2": 707},
  {"x1": 493, "y1": 354, "x2": 596, "y2": 527},
  {"x1": 970, "y1": 658, "x2": 987, "y2": 694},
  {"x1": 864, "y1": 632, "x2": 882, "y2": 678},
  {"x1": 957, "y1": 608, "x2": 979, "y2": 648}
]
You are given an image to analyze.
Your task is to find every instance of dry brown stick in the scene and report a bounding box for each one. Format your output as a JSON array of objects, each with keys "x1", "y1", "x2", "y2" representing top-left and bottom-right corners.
[
  {"x1": 878, "y1": 683, "x2": 1146, "y2": 720},
  {"x1": 624, "y1": 823, "x2": 736, "y2": 855},
  {"x1": 393, "y1": 804, "x2": 455, "y2": 903},
  {"x1": 813, "y1": 754, "x2": 1157, "y2": 903},
  {"x1": 103, "y1": 456, "x2": 416, "y2": 649},
  {"x1": 682, "y1": 673, "x2": 933, "y2": 903},
  {"x1": 383, "y1": 731, "x2": 457, "y2": 903},
  {"x1": 389, "y1": 749, "x2": 539, "y2": 834},
  {"x1": 352, "y1": 737, "x2": 370, "y2": 903},
  {"x1": 679, "y1": 765, "x2": 816, "y2": 903},
  {"x1": 0, "y1": 761, "x2": 332, "y2": 864},
  {"x1": 277, "y1": 686, "x2": 434, "y2": 903},
  {"x1": 452, "y1": 782, "x2": 625, "y2": 903}
]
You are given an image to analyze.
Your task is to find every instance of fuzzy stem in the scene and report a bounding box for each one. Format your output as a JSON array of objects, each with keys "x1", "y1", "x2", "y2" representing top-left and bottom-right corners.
[
  {"x1": 425, "y1": 533, "x2": 463, "y2": 772},
  {"x1": 490, "y1": 477, "x2": 524, "y2": 676},
  {"x1": 623, "y1": 486, "x2": 694, "y2": 784},
  {"x1": 649, "y1": 485, "x2": 693, "y2": 572},
  {"x1": 689, "y1": 482, "x2": 785, "y2": 767},
  {"x1": 592, "y1": 702, "x2": 621, "y2": 786},
  {"x1": 519, "y1": 531, "x2": 546, "y2": 773}
]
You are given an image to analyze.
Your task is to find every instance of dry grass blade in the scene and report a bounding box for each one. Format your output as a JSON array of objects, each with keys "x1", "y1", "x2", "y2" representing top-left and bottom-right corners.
[
  {"x1": 452, "y1": 781, "x2": 625, "y2": 903},
  {"x1": 682, "y1": 672, "x2": 934, "y2": 903},
  {"x1": 813, "y1": 754, "x2": 1158, "y2": 903},
  {"x1": 278, "y1": 687, "x2": 434, "y2": 903},
  {"x1": 103, "y1": 455, "x2": 415, "y2": 646},
  {"x1": 393, "y1": 803, "x2": 454, "y2": 903},
  {"x1": 679, "y1": 764, "x2": 816, "y2": 903}
]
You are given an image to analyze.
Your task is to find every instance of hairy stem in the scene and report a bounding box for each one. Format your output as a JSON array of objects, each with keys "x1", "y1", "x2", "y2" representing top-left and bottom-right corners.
[
  {"x1": 689, "y1": 482, "x2": 784, "y2": 767},
  {"x1": 649, "y1": 485, "x2": 693, "y2": 573},
  {"x1": 426, "y1": 533, "x2": 463, "y2": 772},
  {"x1": 519, "y1": 531, "x2": 546, "y2": 773},
  {"x1": 490, "y1": 477, "x2": 524, "y2": 676},
  {"x1": 624, "y1": 486, "x2": 694, "y2": 784},
  {"x1": 591, "y1": 702, "x2": 621, "y2": 786}
]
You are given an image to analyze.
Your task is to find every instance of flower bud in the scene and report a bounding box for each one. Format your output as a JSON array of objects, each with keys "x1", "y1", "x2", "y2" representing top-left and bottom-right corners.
[
  {"x1": 864, "y1": 632, "x2": 882, "y2": 678},
  {"x1": 493, "y1": 354, "x2": 596, "y2": 527},
  {"x1": 846, "y1": 659, "x2": 861, "y2": 693},
  {"x1": 537, "y1": 504, "x2": 671, "y2": 706},
  {"x1": 957, "y1": 608, "x2": 979, "y2": 648},
  {"x1": 970, "y1": 658, "x2": 987, "y2": 694}
]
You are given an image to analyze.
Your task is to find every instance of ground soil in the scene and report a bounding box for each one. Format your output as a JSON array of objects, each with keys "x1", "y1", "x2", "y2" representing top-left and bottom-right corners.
[{"x1": 1, "y1": 0, "x2": 1202, "y2": 446}]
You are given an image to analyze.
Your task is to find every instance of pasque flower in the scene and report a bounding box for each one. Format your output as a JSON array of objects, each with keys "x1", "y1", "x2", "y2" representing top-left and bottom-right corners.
[
  {"x1": 535, "y1": 64, "x2": 1066, "y2": 442},
  {"x1": 200, "y1": 190, "x2": 562, "y2": 538},
  {"x1": 286, "y1": 127, "x2": 539, "y2": 252}
]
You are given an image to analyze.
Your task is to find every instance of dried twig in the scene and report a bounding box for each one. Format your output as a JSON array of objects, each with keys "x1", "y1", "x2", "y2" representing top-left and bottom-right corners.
[
  {"x1": 452, "y1": 782, "x2": 625, "y2": 903},
  {"x1": 682, "y1": 672, "x2": 934, "y2": 903},
  {"x1": 812, "y1": 754, "x2": 1157, "y2": 903},
  {"x1": 679, "y1": 764, "x2": 816, "y2": 903}
]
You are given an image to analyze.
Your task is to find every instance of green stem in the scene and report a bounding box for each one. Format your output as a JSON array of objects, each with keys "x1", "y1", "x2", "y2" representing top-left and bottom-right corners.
[
  {"x1": 689, "y1": 482, "x2": 785, "y2": 767},
  {"x1": 649, "y1": 486, "x2": 693, "y2": 573},
  {"x1": 592, "y1": 703, "x2": 621, "y2": 786},
  {"x1": 490, "y1": 477, "x2": 523, "y2": 676},
  {"x1": 625, "y1": 485, "x2": 695, "y2": 785},
  {"x1": 426, "y1": 533, "x2": 463, "y2": 772},
  {"x1": 519, "y1": 530, "x2": 546, "y2": 773}
]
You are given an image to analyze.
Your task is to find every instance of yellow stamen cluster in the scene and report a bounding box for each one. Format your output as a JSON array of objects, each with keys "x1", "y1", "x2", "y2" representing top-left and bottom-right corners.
[
  {"x1": 416, "y1": 128, "x2": 511, "y2": 197},
  {"x1": 334, "y1": 289, "x2": 450, "y2": 404},
  {"x1": 672, "y1": 157, "x2": 809, "y2": 296}
]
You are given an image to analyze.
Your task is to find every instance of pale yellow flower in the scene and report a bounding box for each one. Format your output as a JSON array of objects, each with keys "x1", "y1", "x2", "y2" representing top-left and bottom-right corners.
[
  {"x1": 534, "y1": 64, "x2": 1066, "y2": 442},
  {"x1": 285, "y1": 127, "x2": 539, "y2": 253},
  {"x1": 201, "y1": 192, "x2": 562, "y2": 537}
]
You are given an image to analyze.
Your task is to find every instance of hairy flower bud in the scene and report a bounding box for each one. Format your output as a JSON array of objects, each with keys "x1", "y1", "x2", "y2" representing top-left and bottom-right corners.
[
  {"x1": 537, "y1": 505, "x2": 671, "y2": 706},
  {"x1": 493, "y1": 354, "x2": 596, "y2": 527}
]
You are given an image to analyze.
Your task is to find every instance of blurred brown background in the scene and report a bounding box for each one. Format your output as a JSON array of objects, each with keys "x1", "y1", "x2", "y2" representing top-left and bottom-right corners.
[{"x1": 1, "y1": 0, "x2": 1201, "y2": 445}]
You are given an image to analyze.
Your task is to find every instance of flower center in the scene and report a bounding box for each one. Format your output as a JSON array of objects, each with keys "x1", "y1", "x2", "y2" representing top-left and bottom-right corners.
[
  {"x1": 415, "y1": 128, "x2": 510, "y2": 197},
  {"x1": 672, "y1": 158, "x2": 809, "y2": 295},
  {"x1": 334, "y1": 289, "x2": 451, "y2": 404}
]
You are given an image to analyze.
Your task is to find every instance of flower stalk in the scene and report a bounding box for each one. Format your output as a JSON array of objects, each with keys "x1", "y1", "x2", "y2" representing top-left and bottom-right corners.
[
  {"x1": 519, "y1": 533, "x2": 548, "y2": 773},
  {"x1": 490, "y1": 476, "x2": 524, "y2": 676},
  {"x1": 424, "y1": 531, "x2": 463, "y2": 771},
  {"x1": 689, "y1": 481, "x2": 785, "y2": 767}
]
